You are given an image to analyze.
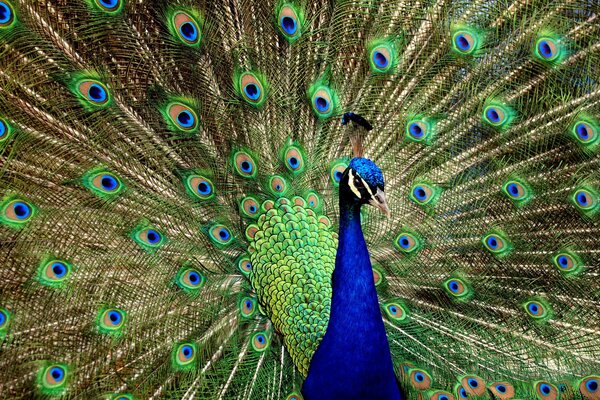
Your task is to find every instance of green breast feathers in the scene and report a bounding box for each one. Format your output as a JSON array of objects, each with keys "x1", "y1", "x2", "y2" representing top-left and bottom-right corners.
[{"x1": 247, "y1": 197, "x2": 337, "y2": 375}]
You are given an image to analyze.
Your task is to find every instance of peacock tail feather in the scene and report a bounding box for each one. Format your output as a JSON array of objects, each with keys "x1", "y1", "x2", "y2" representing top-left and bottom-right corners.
[{"x1": 0, "y1": 0, "x2": 599, "y2": 399}]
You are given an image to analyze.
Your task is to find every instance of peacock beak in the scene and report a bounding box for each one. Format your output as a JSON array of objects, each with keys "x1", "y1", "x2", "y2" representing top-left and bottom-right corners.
[{"x1": 369, "y1": 188, "x2": 391, "y2": 218}]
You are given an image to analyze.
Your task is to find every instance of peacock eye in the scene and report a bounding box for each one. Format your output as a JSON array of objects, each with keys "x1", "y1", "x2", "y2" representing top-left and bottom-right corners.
[
  {"x1": 171, "y1": 10, "x2": 202, "y2": 46},
  {"x1": 173, "y1": 342, "x2": 197, "y2": 370},
  {"x1": 0, "y1": 1, "x2": 15, "y2": 27}
]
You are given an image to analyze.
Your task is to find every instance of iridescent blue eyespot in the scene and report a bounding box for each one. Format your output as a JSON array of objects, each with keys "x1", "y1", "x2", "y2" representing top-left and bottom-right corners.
[
  {"x1": 315, "y1": 96, "x2": 330, "y2": 113},
  {"x1": 146, "y1": 230, "x2": 160, "y2": 244},
  {"x1": 177, "y1": 110, "x2": 194, "y2": 128},
  {"x1": 100, "y1": 0, "x2": 118, "y2": 6},
  {"x1": 89, "y1": 84, "x2": 107, "y2": 103},
  {"x1": 0, "y1": 1, "x2": 14, "y2": 27},
  {"x1": 173, "y1": 342, "x2": 197, "y2": 369},
  {"x1": 459, "y1": 387, "x2": 468, "y2": 398},
  {"x1": 449, "y1": 280, "x2": 459, "y2": 292},
  {"x1": 373, "y1": 51, "x2": 389, "y2": 68},
  {"x1": 100, "y1": 175, "x2": 118, "y2": 191},
  {"x1": 496, "y1": 384, "x2": 506, "y2": 393},
  {"x1": 171, "y1": 11, "x2": 202, "y2": 46},
  {"x1": 414, "y1": 186, "x2": 426, "y2": 200},
  {"x1": 13, "y1": 202, "x2": 31, "y2": 219},
  {"x1": 180, "y1": 22, "x2": 197, "y2": 42},
  {"x1": 252, "y1": 332, "x2": 269, "y2": 351},
  {"x1": 415, "y1": 372, "x2": 424, "y2": 382},
  {"x1": 538, "y1": 41, "x2": 553, "y2": 58},
  {"x1": 468, "y1": 378, "x2": 478, "y2": 388},
  {"x1": 587, "y1": 379, "x2": 598, "y2": 392},
  {"x1": 50, "y1": 367, "x2": 64, "y2": 382},
  {"x1": 577, "y1": 123, "x2": 590, "y2": 140},
  {"x1": 277, "y1": 5, "x2": 303, "y2": 41},
  {"x1": 51, "y1": 262, "x2": 67, "y2": 278},
  {"x1": 409, "y1": 123, "x2": 424, "y2": 138},
  {"x1": 281, "y1": 16, "x2": 297, "y2": 35},
  {"x1": 455, "y1": 34, "x2": 471, "y2": 51},
  {"x1": 0, "y1": 120, "x2": 6, "y2": 139},
  {"x1": 487, "y1": 108, "x2": 501, "y2": 123},
  {"x1": 209, "y1": 224, "x2": 233, "y2": 246},
  {"x1": 244, "y1": 83, "x2": 261, "y2": 101}
]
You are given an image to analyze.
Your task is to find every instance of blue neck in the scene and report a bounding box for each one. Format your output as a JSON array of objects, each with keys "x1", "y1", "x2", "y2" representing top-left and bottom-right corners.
[{"x1": 302, "y1": 201, "x2": 401, "y2": 400}]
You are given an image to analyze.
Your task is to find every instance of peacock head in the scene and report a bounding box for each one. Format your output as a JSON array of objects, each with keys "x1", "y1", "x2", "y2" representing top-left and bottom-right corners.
[{"x1": 340, "y1": 157, "x2": 390, "y2": 217}]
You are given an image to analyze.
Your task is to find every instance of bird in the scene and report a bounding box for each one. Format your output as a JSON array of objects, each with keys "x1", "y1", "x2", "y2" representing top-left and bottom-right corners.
[{"x1": 0, "y1": 0, "x2": 599, "y2": 399}]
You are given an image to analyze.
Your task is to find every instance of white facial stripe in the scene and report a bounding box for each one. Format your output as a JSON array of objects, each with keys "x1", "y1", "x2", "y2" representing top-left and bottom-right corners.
[
  {"x1": 361, "y1": 176, "x2": 375, "y2": 197},
  {"x1": 348, "y1": 169, "x2": 362, "y2": 199}
]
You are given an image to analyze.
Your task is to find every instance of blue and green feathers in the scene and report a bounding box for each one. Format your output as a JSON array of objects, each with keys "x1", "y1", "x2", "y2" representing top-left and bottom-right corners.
[{"x1": 0, "y1": 0, "x2": 598, "y2": 399}]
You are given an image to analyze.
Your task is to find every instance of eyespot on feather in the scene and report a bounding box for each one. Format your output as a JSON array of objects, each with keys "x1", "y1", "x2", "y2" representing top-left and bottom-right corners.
[
  {"x1": 93, "y1": 0, "x2": 123, "y2": 13},
  {"x1": 40, "y1": 364, "x2": 68, "y2": 391},
  {"x1": 0, "y1": 1, "x2": 15, "y2": 28},
  {"x1": 454, "y1": 32, "x2": 475, "y2": 53},
  {"x1": 573, "y1": 188, "x2": 596, "y2": 210},
  {"x1": 77, "y1": 80, "x2": 110, "y2": 105},
  {"x1": 39, "y1": 260, "x2": 72, "y2": 287},
  {"x1": 268, "y1": 175, "x2": 288, "y2": 196},
  {"x1": 134, "y1": 227, "x2": 165, "y2": 249},
  {"x1": 186, "y1": 175, "x2": 214, "y2": 200},
  {"x1": 461, "y1": 375, "x2": 486, "y2": 396},
  {"x1": 208, "y1": 224, "x2": 233, "y2": 246},
  {"x1": 240, "y1": 196, "x2": 260, "y2": 218},
  {"x1": 443, "y1": 278, "x2": 470, "y2": 299},
  {"x1": 524, "y1": 299, "x2": 551, "y2": 321},
  {"x1": 176, "y1": 266, "x2": 205, "y2": 292},
  {"x1": 372, "y1": 266, "x2": 384, "y2": 287},
  {"x1": 579, "y1": 375, "x2": 600, "y2": 399},
  {"x1": 309, "y1": 83, "x2": 337, "y2": 119},
  {"x1": 330, "y1": 162, "x2": 348, "y2": 186},
  {"x1": 482, "y1": 101, "x2": 515, "y2": 129},
  {"x1": 502, "y1": 179, "x2": 532, "y2": 204},
  {"x1": 429, "y1": 390, "x2": 455, "y2": 400},
  {"x1": 98, "y1": 308, "x2": 126, "y2": 335},
  {"x1": 394, "y1": 231, "x2": 421, "y2": 254},
  {"x1": 0, "y1": 118, "x2": 11, "y2": 142},
  {"x1": 277, "y1": 4, "x2": 303, "y2": 41},
  {"x1": 167, "y1": 102, "x2": 199, "y2": 132},
  {"x1": 173, "y1": 342, "x2": 197, "y2": 369},
  {"x1": 233, "y1": 151, "x2": 258, "y2": 178},
  {"x1": 245, "y1": 224, "x2": 259, "y2": 240},
  {"x1": 384, "y1": 301, "x2": 408, "y2": 322},
  {"x1": 451, "y1": 27, "x2": 482, "y2": 55},
  {"x1": 488, "y1": 381, "x2": 515, "y2": 399},
  {"x1": 406, "y1": 119, "x2": 433, "y2": 142},
  {"x1": 236, "y1": 72, "x2": 268, "y2": 107},
  {"x1": 570, "y1": 117, "x2": 599, "y2": 147},
  {"x1": 171, "y1": 11, "x2": 201, "y2": 46},
  {"x1": 534, "y1": 36, "x2": 563, "y2": 63},
  {"x1": 286, "y1": 392, "x2": 303, "y2": 400},
  {"x1": 283, "y1": 146, "x2": 305, "y2": 174},
  {"x1": 408, "y1": 368, "x2": 432, "y2": 390},
  {"x1": 552, "y1": 250, "x2": 583, "y2": 275},
  {"x1": 535, "y1": 381, "x2": 559, "y2": 400},
  {"x1": 85, "y1": 170, "x2": 123, "y2": 197},
  {"x1": 482, "y1": 231, "x2": 511, "y2": 256},
  {"x1": 251, "y1": 332, "x2": 269, "y2": 351},
  {"x1": 237, "y1": 255, "x2": 252, "y2": 276},
  {"x1": 2, "y1": 198, "x2": 35, "y2": 226},
  {"x1": 0, "y1": 308, "x2": 11, "y2": 333},
  {"x1": 301, "y1": 192, "x2": 319, "y2": 211},
  {"x1": 368, "y1": 40, "x2": 396, "y2": 73},
  {"x1": 239, "y1": 297, "x2": 256, "y2": 318}
]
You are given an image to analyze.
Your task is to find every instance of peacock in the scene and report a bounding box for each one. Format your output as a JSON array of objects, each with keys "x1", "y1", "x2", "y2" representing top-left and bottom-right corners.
[{"x1": 0, "y1": 0, "x2": 599, "y2": 398}]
